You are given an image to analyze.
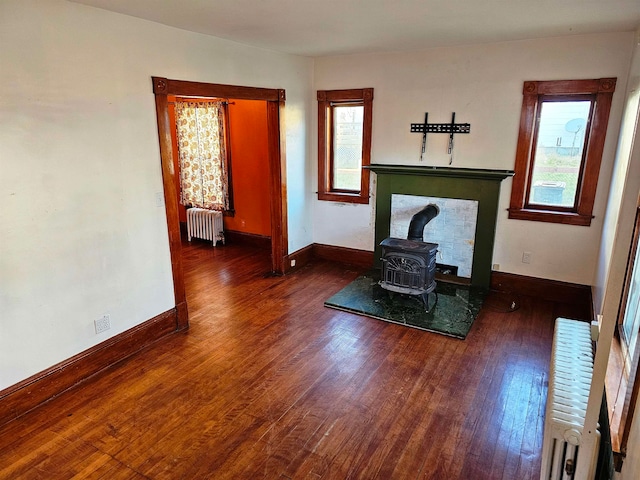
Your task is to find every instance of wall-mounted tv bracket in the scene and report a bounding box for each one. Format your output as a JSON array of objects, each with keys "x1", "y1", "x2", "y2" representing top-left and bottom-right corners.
[{"x1": 411, "y1": 112, "x2": 470, "y2": 164}]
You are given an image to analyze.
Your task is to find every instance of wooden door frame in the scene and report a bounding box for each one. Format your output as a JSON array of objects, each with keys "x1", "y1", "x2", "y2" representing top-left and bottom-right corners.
[{"x1": 152, "y1": 77, "x2": 288, "y2": 329}]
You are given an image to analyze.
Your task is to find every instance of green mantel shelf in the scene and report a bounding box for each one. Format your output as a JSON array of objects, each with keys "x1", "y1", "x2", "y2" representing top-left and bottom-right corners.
[
  {"x1": 366, "y1": 164, "x2": 514, "y2": 180},
  {"x1": 369, "y1": 164, "x2": 513, "y2": 288}
]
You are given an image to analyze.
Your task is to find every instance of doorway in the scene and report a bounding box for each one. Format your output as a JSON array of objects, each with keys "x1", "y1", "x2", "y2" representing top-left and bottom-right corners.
[
  {"x1": 152, "y1": 77, "x2": 288, "y2": 329},
  {"x1": 168, "y1": 97, "x2": 272, "y2": 242}
]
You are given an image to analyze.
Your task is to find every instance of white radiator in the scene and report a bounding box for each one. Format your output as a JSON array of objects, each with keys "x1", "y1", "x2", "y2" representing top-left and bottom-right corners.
[
  {"x1": 540, "y1": 318, "x2": 599, "y2": 480},
  {"x1": 186, "y1": 208, "x2": 224, "y2": 246}
]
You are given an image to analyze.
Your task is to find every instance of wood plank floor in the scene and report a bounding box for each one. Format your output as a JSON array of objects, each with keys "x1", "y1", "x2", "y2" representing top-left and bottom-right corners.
[{"x1": 0, "y1": 240, "x2": 589, "y2": 479}]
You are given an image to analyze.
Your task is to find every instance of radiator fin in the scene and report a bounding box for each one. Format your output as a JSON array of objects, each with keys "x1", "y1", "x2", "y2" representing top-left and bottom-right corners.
[{"x1": 186, "y1": 208, "x2": 224, "y2": 246}]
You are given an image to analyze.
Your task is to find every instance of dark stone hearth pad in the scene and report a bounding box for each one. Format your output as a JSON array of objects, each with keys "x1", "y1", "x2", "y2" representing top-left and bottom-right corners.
[{"x1": 324, "y1": 270, "x2": 486, "y2": 339}]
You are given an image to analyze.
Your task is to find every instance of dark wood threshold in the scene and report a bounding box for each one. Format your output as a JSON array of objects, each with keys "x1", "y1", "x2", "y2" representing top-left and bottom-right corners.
[{"x1": 0, "y1": 308, "x2": 180, "y2": 428}]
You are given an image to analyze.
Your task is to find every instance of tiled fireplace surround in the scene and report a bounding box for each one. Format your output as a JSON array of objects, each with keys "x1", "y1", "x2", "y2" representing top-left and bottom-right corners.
[
  {"x1": 391, "y1": 194, "x2": 478, "y2": 279},
  {"x1": 368, "y1": 165, "x2": 514, "y2": 289}
]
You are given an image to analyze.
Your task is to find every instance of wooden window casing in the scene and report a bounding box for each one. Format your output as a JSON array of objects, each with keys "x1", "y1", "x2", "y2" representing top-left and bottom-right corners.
[
  {"x1": 508, "y1": 78, "x2": 616, "y2": 226},
  {"x1": 614, "y1": 206, "x2": 640, "y2": 462},
  {"x1": 317, "y1": 88, "x2": 373, "y2": 204}
]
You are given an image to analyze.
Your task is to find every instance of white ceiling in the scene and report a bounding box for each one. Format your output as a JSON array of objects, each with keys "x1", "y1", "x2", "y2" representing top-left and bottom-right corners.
[{"x1": 71, "y1": 0, "x2": 640, "y2": 57}]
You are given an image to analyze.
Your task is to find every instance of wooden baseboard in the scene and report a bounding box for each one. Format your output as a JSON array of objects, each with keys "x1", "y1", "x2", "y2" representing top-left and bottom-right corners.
[
  {"x1": 285, "y1": 243, "x2": 374, "y2": 272},
  {"x1": 491, "y1": 271, "x2": 592, "y2": 308},
  {"x1": 176, "y1": 300, "x2": 189, "y2": 330},
  {"x1": 0, "y1": 308, "x2": 179, "y2": 427},
  {"x1": 286, "y1": 248, "x2": 590, "y2": 308},
  {"x1": 285, "y1": 244, "x2": 314, "y2": 273},
  {"x1": 224, "y1": 230, "x2": 271, "y2": 250},
  {"x1": 313, "y1": 244, "x2": 374, "y2": 268}
]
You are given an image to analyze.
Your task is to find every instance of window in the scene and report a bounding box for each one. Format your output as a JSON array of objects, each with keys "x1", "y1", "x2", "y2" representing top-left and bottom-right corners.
[
  {"x1": 508, "y1": 78, "x2": 616, "y2": 226},
  {"x1": 317, "y1": 88, "x2": 373, "y2": 204}
]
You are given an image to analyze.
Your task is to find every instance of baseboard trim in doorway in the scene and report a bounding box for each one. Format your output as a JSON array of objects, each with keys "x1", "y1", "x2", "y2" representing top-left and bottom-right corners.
[{"x1": 224, "y1": 230, "x2": 271, "y2": 250}]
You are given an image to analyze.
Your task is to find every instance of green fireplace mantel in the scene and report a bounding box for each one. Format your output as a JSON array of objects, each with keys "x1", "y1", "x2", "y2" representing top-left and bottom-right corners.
[
  {"x1": 367, "y1": 164, "x2": 514, "y2": 288},
  {"x1": 366, "y1": 164, "x2": 514, "y2": 181}
]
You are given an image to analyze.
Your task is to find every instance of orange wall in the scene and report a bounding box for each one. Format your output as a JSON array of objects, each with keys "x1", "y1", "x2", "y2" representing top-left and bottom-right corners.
[
  {"x1": 168, "y1": 97, "x2": 271, "y2": 236},
  {"x1": 225, "y1": 99, "x2": 271, "y2": 237}
]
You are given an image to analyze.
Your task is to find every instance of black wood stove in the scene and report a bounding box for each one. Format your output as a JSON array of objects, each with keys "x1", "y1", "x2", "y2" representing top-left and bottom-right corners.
[{"x1": 379, "y1": 204, "x2": 439, "y2": 311}]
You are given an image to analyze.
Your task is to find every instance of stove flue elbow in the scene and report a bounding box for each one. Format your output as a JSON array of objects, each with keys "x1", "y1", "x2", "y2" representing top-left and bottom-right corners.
[{"x1": 407, "y1": 204, "x2": 440, "y2": 242}]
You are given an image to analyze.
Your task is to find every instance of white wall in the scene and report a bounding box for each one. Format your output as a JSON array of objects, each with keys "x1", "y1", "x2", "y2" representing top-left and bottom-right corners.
[
  {"x1": 313, "y1": 33, "x2": 634, "y2": 284},
  {"x1": 604, "y1": 33, "x2": 640, "y2": 480},
  {"x1": 0, "y1": 0, "x2": 313, "y2": 389}
]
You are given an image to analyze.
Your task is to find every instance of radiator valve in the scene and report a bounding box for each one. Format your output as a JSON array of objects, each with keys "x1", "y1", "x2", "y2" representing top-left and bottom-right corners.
[{"x1": 565, "y1": 459, "x2": 575, "y2": 476}]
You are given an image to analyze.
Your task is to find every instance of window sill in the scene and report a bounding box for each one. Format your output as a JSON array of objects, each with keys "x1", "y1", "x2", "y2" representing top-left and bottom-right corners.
[
  {"x1": 318, "y1": 192, "x2": 370, "y2": 204},
  {"x1": 508, "y1": 208, "x2": 593, "y2": 226}
]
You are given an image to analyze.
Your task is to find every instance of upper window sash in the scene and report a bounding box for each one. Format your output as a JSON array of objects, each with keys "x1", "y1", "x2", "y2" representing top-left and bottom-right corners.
[
  {"x1": 523, "y1": 94, "x2": 595, "y2": 213},
  {"x1": 328, "y1": 101, "x2": 364, "y2": 193}
]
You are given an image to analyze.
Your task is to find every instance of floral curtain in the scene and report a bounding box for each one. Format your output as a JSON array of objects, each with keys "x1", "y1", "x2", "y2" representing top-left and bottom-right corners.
[{"x1": 175, "y1": 101, "x2": 229, "y2": 211}]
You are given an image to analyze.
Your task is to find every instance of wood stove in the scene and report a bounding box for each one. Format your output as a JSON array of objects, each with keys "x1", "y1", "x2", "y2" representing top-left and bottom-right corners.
[{"x1": 379, "y1": 204, "x2": 439, "y2": 311}]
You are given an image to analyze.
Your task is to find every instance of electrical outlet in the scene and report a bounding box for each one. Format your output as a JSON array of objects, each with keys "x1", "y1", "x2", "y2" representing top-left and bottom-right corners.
[
  {"x1": 95, "y1": 314, "x2": 111, "y2": 334},
  {"x1": 492, "y1": 263, "x2": 500, "y2": 271},
  {"x1": 522, "y1": 251, "x2": 532, "y2": 264},
  {"x1": 290, "y1": 259, "x2": 296, "y2": 267}
]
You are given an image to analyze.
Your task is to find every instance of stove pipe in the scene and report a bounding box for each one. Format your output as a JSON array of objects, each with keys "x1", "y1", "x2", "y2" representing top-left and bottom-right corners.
[{"x1": 407, "y1": 204, "x2": 440, "y2": 242}]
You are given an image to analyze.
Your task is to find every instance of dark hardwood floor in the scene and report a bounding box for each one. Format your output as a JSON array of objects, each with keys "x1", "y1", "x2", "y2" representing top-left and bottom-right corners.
[{"x1": 0, "y1": 240, "x2": 588, "y2": 479}]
